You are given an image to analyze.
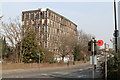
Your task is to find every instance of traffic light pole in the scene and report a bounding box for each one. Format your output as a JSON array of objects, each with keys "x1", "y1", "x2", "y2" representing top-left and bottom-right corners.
[
  {"x1": 92, "y1": 38, "x2": 95, "y2": 79},
  {"x1": 88, "y1": 38, "x2": 97, "y2": 79}
]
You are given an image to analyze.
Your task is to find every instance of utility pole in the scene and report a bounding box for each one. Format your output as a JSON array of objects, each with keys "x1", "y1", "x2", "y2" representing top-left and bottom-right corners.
[
  {"x1": 114, "y1": 0, "x2": 118, "y2": 53},
  {"x1": 104, "y1": 43, "x2": 109, "y2": 80}
]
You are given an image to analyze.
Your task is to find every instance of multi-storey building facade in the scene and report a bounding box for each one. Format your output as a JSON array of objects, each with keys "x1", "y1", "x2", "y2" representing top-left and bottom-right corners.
[{"x1": 22, "y1": 8, "x2": 77, "y2": 61}]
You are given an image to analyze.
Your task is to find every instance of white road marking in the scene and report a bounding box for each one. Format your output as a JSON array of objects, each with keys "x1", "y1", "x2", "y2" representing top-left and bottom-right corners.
[
  {"x1": 96, "y1": 70, "x2": 99, "y2": 72},
  {"x1": 79, "y1": 69, "x2": 83, "y2": 71},
  {"x1": 53, "y1": 72, "x2": 59, "y2": 73},
  {"x1": 77, "y1": 75, "x2": 86, "y2": 78},
  {"x1": 41, "y1": 73, "x2": 48, "y2": 76}
]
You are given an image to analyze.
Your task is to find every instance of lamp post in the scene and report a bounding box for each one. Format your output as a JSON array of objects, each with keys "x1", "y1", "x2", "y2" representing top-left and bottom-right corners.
[{"x1": 114, "y1": 0, "x2": 119, "y2": 53}]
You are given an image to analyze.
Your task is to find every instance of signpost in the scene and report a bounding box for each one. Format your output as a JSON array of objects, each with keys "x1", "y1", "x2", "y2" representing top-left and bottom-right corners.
[
  {"x1": 97, "y1": 40, "x2": 104, "y2": 46},
  {"x1": 37, "y1": 53, "x2": 40, "y2": 69},
  {"x1": 90, "y1": 56, "x2": 97, "y2": 65},
  {"x1": 105, "y1": 43, "x2": 109, "y2": 80}
]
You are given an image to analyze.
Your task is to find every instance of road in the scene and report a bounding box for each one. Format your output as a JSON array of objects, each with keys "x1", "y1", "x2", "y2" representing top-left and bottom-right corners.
[{"x1": 2, "y1": 56, "x2": 104, "y2": 80}]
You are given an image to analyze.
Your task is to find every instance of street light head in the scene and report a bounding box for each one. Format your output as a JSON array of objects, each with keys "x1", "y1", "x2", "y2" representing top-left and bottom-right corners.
[{"x1": 92, "y1": 37, "x2": 95, "y2": 39}]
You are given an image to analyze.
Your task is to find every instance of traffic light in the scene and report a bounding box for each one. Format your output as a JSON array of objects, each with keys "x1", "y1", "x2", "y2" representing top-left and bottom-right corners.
[
  {"x1": 89, "y1": 40, "x2": 97, "y2": 55},
  {"x1": 88, "y1": 41, "x2": 92, "y2": 51},
  {"x1": 94, "y1": 51, "x2": 97, "y2": 55},
  {"x1": 94, "y1": 40, "x2": 97, "y2": 55}
]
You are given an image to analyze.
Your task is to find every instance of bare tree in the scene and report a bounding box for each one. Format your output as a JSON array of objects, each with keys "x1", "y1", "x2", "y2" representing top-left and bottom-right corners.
[
  {"x1": 78, "y1": 30, "x2": 93, "y2": 51},
  {"x1": 1, "y1": 17, "x2": 23, "y2": 62},
  {"x1": 56, "y1": 33, "x2": 77, "y2": 61},
  {"x1": 76, "y1": 30, "x2": 93, "y2": 60}
]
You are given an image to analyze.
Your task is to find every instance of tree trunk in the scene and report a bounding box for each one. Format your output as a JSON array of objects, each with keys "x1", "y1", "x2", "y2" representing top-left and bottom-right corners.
[
  {"x1": 62, "y1": 56, "x2": 65, "y2": 62},
  {"x1": 16, "y1": 45, "x2": 19, "y2": 63},
  {"x1": 20, "y1": 42, "x2": 22, "y2": 63}
]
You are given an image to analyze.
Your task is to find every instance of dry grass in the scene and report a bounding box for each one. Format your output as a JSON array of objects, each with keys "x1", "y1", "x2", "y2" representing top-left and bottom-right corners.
[{"x1": 2, "y1": 61, "x2": 84, "y2": 70}]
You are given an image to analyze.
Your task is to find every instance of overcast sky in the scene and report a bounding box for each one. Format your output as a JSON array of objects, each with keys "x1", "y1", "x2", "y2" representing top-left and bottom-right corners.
[{"x1": 1, "y1": 2, "x2": 117, "y2": 48}]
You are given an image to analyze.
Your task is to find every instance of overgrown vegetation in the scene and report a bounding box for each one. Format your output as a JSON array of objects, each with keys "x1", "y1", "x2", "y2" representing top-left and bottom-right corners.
[
  {"x1": 101, "y1": 50, "x2": 120, "y2": 80},
  {"x1": 22, "y1": 28, "x2": 44, "y2": 63}
]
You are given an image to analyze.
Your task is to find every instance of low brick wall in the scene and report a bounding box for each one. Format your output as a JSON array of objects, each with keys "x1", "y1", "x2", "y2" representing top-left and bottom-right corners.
[{"x1": 2, "y1": 61, "x2": 84, "y2": 70}]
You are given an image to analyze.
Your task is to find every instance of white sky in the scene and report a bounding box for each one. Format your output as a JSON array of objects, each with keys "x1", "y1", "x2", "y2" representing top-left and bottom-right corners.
[{"x1": 1, "y1": 1, "x2": 119, "y2": 48}]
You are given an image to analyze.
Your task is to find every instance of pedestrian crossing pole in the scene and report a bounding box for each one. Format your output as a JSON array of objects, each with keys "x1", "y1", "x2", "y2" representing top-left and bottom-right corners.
[{"x1": 88, "y1": 37, "x2": 97, "y2": 79}]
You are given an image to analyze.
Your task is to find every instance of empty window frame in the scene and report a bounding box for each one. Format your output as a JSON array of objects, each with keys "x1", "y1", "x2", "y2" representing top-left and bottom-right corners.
[
  {"x1": 30, "y1": 13, "x2": 32, "y2": 19},
  {"x1": 35, "y1": 27, "x2": 37, "y2": 32},
  {"x1": 57, "y1": 29, "x2": 59, "y2": 33},
  {"x1": 45, "y1": 11, "x2": 47, "y2": 19},
  {"x1": 32, "y1": 20, "x2": 34, "y2": 26},
  {"x1": 40, "y1": 12, "x2": 43, "y2": 18},
  {"x1": 37, "y1": 19, "x2": 40, "y2": 26},
  {"x1": 25, "y1": 13, "x2": 28, "y2": 19},
  {"x1": 47, "y1": 11, "x2": 49, "y2": 18},
  {"x1": 54, "y1": 22, "x2": 55, "y2": 27},
  {"x1": 47, "y1": 19, "x2": 49, "y2": 26},
  {"x1": 45, "y1": 26, "x2": 47, "y2": 32},
  {"x1": 47, "y1": 34, "x2": 49, "y2": 40},
  {"x1": 34, "y1": 13, "x2": 37, "y2": 19},
  {"x1": 42, "y1": 19, "x2": 45, "y2": 25},
  {"x1": 26, "y1": 20, "x2": 29, "y2": 26},
  {"x1": 39, "y1": 26, "x2": 41, "y2": 34}
]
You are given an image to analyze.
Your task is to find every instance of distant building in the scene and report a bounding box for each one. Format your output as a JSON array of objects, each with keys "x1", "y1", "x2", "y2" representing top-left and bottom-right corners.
[{"x1": 22, "y1": 8, "x2": 77, "y2": 62}]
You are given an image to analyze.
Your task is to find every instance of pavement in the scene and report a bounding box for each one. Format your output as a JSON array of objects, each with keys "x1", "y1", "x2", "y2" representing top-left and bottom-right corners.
[
  {"x1": 2, "y1": 61, "x2": 90, "y2": 77},
  {"x1": 2, "y1": 61, "x2": 87, "y2": 74},
  {"x1": 2, "y1": 56, "x2": 104, "y2": 79}
]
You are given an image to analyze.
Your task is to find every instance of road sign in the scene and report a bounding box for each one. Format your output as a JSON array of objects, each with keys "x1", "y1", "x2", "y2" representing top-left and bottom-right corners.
[
  {"x1": 97, "y1": 55, "x2": 100, "y2": 57},
  {"x1": 37, "y1": 53, "x2": 41, "y2": 66},
  {"x1": 37, "y1": 53, "x2": 40, "y2": 55},
  {"x1": 90, "y1": 56, "x2": 92, "y2": 65},
  {"x1": 105, "y1": 44, "x2": 109, "y2": 51},
  {"x1": 90, "y1": 56, "x2": 97, "y2": 65},
  {"x1": 97, "y1": 40, "x2": 104, "y2": 46},
  {"x1": 94, "y1": 56, "x2": 97, "y2": 65}
]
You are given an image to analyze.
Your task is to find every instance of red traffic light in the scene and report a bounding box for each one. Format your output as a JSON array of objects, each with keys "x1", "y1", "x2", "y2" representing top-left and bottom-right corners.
[{"x1": 97, "y1": 40, "x2": 104, "y2": 46}]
